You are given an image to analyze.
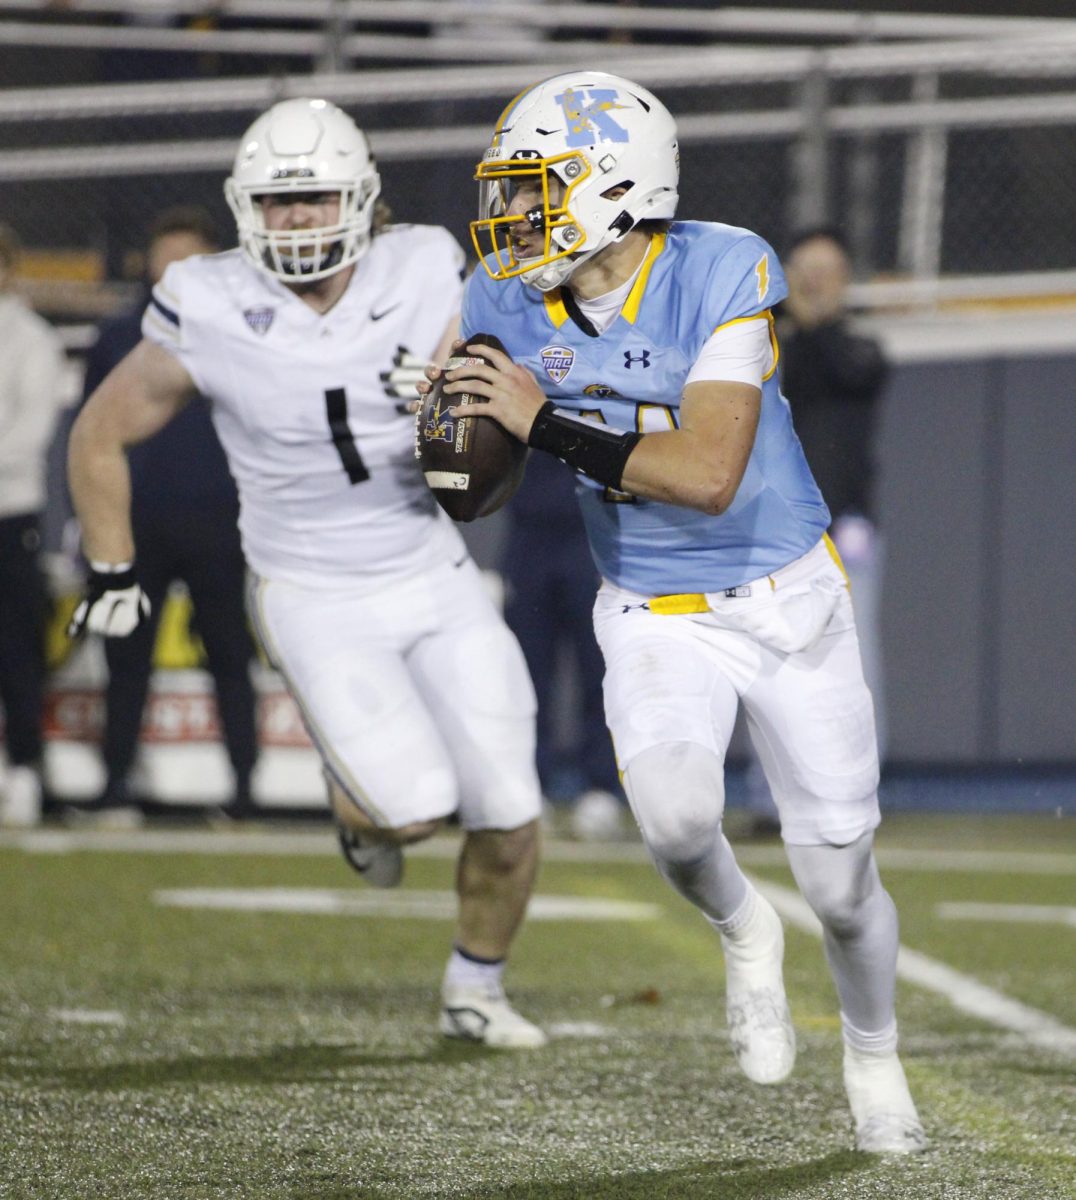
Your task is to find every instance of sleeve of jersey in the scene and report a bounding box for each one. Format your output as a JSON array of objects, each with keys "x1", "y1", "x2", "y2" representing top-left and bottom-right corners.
[
  {"x1": 706, "y1": 234, "x2": 789, "y2": 331},
  {"x1": 685, "y1": 317, "x2": 774, "y2": 389},
  {"x1": 141, "y1": 261, "x2": 184, "y2": 353},
  {"x1": 140, "y1": 260, "x2": 209, "y2": 394}
]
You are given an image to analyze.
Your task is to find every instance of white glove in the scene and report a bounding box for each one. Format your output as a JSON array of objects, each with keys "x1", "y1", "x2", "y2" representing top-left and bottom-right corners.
[
  {"x1": 67, "y1": 561, "x2": 151, "y2": 638},
  {"x1": 380, "y1": 345, "x2": 428, "y2": 402}
]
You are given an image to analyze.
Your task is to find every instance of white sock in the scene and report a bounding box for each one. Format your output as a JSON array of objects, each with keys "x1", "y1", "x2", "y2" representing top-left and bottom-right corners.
[
  {"x1": 708, "y1": 886, "x2": 759, "y2": 940},
  {"x1": 843, "y1": 1014, "x2": 899, "y2": 1057},
  {"x1": 443, "y1": 946, "x2": 505, "y2": 995}
]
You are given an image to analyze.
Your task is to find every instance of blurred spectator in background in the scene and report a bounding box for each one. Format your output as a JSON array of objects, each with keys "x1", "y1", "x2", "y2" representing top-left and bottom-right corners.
[
  {"x1": 500, "y1": 454, "x2": 626, "y2": 840},
  {"x1": 0, "y1": 223, "x2": 68, "y2": 826},
  {"x1": 73, "y1": 206, "x2": 259, "y2": 822},
  {"x1": 744, "y1": 226, "x2": 889, "y2": 837}
]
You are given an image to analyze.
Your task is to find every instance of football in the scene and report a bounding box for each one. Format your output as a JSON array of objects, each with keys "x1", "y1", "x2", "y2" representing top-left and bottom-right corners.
[{"x1": 415, "y1": 332, "x2": 528, "y2": 522}]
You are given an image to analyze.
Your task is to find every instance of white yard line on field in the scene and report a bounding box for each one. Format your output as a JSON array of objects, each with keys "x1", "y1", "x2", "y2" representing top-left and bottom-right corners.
[
  {"x1": 936, "y1": 901, "x2": 1076, "y2": 927},
  {"x1": 849, "y1": 846, "x2": 1076, "y2": 876},
  {"x1": 754, "y1": 877, "x2": 1076, "y2": 1055},
  {"x1": 154, "y1": 887, "x2": 661, "y2": 922},
  {"x1": 48, "y1": 1008, "x2": 127, "y2": 1026},
  {"x1": 3, "y1": 828, "x2": 1074, "y2": 876}
]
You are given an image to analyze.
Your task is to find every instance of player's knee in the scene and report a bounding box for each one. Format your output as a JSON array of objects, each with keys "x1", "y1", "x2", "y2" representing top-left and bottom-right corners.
[
  {"x1": 466, "y1": 819, "x2": 539, "y2": 875},
  {"x1": 391, "y1": 818, "x2": 443, "y2": 845},
  {"x1": 624, "y1": 742, "x2": 725, "y2": 866},
  {"x1": 793, "y1": 840, "x2": 880, "y2": 939},
  {"x1": 334, "y1": 807, "x2": 443, "y2": 846},
  {"x1": 642, "y1": 810, "x2": 718, "y2": 867},
  {"x1": 805, "y1": 880, "x2": 868, "y2": 939},
  {"x1": 328, "y1": 780, "x2": 444, "y2": 845}
]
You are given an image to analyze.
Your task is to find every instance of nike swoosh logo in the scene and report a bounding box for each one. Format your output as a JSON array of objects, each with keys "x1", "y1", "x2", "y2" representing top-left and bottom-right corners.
[{"x1": 371, "y1": 302, "x2": 402, "y2": 321}]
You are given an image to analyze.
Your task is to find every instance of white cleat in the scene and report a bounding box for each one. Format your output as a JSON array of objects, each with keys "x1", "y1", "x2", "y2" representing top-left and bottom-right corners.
[
  {"x1": 721, "y1": 893, "x2": 796, "y2": 1084},
  {"x1": 844, "y1": 1046, "x2": 928, "y2": 1154},
  {"x1": 440, "y1": 984, "x2": 548, "y2": 1049},
  {"x1": 337, "y1": 826, "x2": 404, "y2": 888}
]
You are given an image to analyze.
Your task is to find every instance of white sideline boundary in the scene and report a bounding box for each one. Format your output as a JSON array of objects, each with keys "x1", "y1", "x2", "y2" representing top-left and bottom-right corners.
[{"x1": 753, "y1": 877, "x2": 1076, "y2": 1055}]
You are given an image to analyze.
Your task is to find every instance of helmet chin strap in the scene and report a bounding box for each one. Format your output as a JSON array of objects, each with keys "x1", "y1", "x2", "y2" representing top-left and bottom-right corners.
[
  {"x1": 522, "y1": 247, "x2": 591, "y2": 293},
  {"x1": 522, "y1": 212, "x2": 635, "y2": 292}
]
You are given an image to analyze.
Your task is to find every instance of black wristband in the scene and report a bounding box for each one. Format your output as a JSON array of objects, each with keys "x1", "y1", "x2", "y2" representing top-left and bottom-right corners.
[
  {"x1": 527, "y1": 402, "x2": 642, "y2": 490},
  {"x1": 87, "y1": 563, "x2": 139, "y2": 593}
]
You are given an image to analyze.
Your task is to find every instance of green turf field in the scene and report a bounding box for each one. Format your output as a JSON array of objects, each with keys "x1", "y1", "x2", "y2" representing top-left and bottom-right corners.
[{"x1": 1, "y1": 812, "x2": 1073, "y2": 1199}]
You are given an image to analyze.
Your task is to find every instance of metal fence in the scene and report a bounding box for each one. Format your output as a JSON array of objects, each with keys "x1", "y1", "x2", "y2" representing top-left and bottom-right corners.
[{"x1": 3, "y1": 3, "x2": 1076, "y2": 316}]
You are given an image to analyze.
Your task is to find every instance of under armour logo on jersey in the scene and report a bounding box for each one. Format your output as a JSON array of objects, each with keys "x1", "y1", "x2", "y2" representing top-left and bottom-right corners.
[
  {"x1": 556, "y1": 87, "x2": 629, "y2": 146},
  {"x1": 243, "y1": 306, "x2": 275, "y2": 336},
  {"x1": 624, "y1": 349, "x2": 651, "y2": 369},
  {"x1": 621, "y1": 602, "x2": 651, "y2": 614}
]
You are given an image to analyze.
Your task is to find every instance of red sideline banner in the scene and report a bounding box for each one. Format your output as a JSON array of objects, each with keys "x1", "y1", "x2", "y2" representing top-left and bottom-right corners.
[
  {"x1": 23, "y1": 666, "x2": 327, "y2": 808},
  {"x1": 7, "y1": 591, "x2": 328, "y2": 807},
  {"x1": 43, "y1": 685, "x2": 313, "y2": 748}
]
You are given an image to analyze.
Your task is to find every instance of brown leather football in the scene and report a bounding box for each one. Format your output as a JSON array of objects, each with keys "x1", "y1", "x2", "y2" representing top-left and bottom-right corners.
[{"x1": 415, "y1": 332, "x2": 528, "y2": 522}]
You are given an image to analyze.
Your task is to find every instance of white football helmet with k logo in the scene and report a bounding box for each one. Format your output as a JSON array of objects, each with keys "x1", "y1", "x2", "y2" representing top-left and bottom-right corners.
[
  {"x1": 225, "y1": 97, "x2": 381, "y2": 283},
  {"x1": 472, "y1": 72, "x2": 679, "y2": 291}
]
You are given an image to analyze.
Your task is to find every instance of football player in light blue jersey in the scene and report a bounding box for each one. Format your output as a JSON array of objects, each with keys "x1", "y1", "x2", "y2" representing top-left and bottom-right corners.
[{"x1": 433, "y1": 72, "x2": 926, "y2": 1154}]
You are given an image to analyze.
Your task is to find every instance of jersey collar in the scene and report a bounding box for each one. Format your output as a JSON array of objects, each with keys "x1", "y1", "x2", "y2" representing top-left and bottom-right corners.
[{"x1": 542, "y1": 231, "x2": 668, "y2": 332}]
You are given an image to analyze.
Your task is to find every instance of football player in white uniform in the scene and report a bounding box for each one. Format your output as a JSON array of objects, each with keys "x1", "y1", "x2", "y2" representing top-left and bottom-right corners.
[
  {"x1": 67, "y1": 98, "x2": 546, "y2": 1049},
  {"x1": 429, "y1": 72, "x2": 927, "y2": 1149}
]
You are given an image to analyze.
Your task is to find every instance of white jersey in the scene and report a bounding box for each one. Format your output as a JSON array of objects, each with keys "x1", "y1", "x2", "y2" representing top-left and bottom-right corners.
[{"x1": 142, "y1": 224, "x2": 466, "y2": 588}]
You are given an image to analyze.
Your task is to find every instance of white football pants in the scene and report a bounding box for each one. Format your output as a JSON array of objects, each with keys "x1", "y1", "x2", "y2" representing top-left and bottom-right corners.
[
  {"x1": 248, "y1": 557, "x2": 542, "y2": 831},
  {"x1": 594, "y1": 538, "x2": 880, "y2": 847}
]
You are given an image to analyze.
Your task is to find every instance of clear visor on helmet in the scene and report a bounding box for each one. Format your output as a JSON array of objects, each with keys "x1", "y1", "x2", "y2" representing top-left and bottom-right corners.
[{"x1": 470, "y1": 152, "x2": 590, "y2": 281}]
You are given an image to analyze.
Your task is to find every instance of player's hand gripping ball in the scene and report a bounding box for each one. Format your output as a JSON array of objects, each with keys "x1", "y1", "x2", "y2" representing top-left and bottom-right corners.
[{"x1": 415, "y1": 332, "x2": 528, "y2": 522}]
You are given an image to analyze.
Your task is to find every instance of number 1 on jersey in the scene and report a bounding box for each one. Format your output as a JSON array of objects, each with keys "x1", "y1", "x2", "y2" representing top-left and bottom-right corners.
[{"x1": 324, "y1": 388, "x2": 370, "y2": 484}]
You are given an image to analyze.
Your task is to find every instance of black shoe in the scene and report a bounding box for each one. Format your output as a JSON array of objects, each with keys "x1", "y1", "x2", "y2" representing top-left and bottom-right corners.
[
  {"x1": 65, "y1": 783, "x2": 143, "y2": 828},
  {"x1": 220, "y1": 791, "x2": 259, "y2": 821}
]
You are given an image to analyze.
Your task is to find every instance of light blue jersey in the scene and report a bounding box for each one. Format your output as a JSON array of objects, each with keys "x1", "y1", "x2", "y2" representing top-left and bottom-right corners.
[{"x1": 462, "y1": 220, "x2": 830, "y2": 594}]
